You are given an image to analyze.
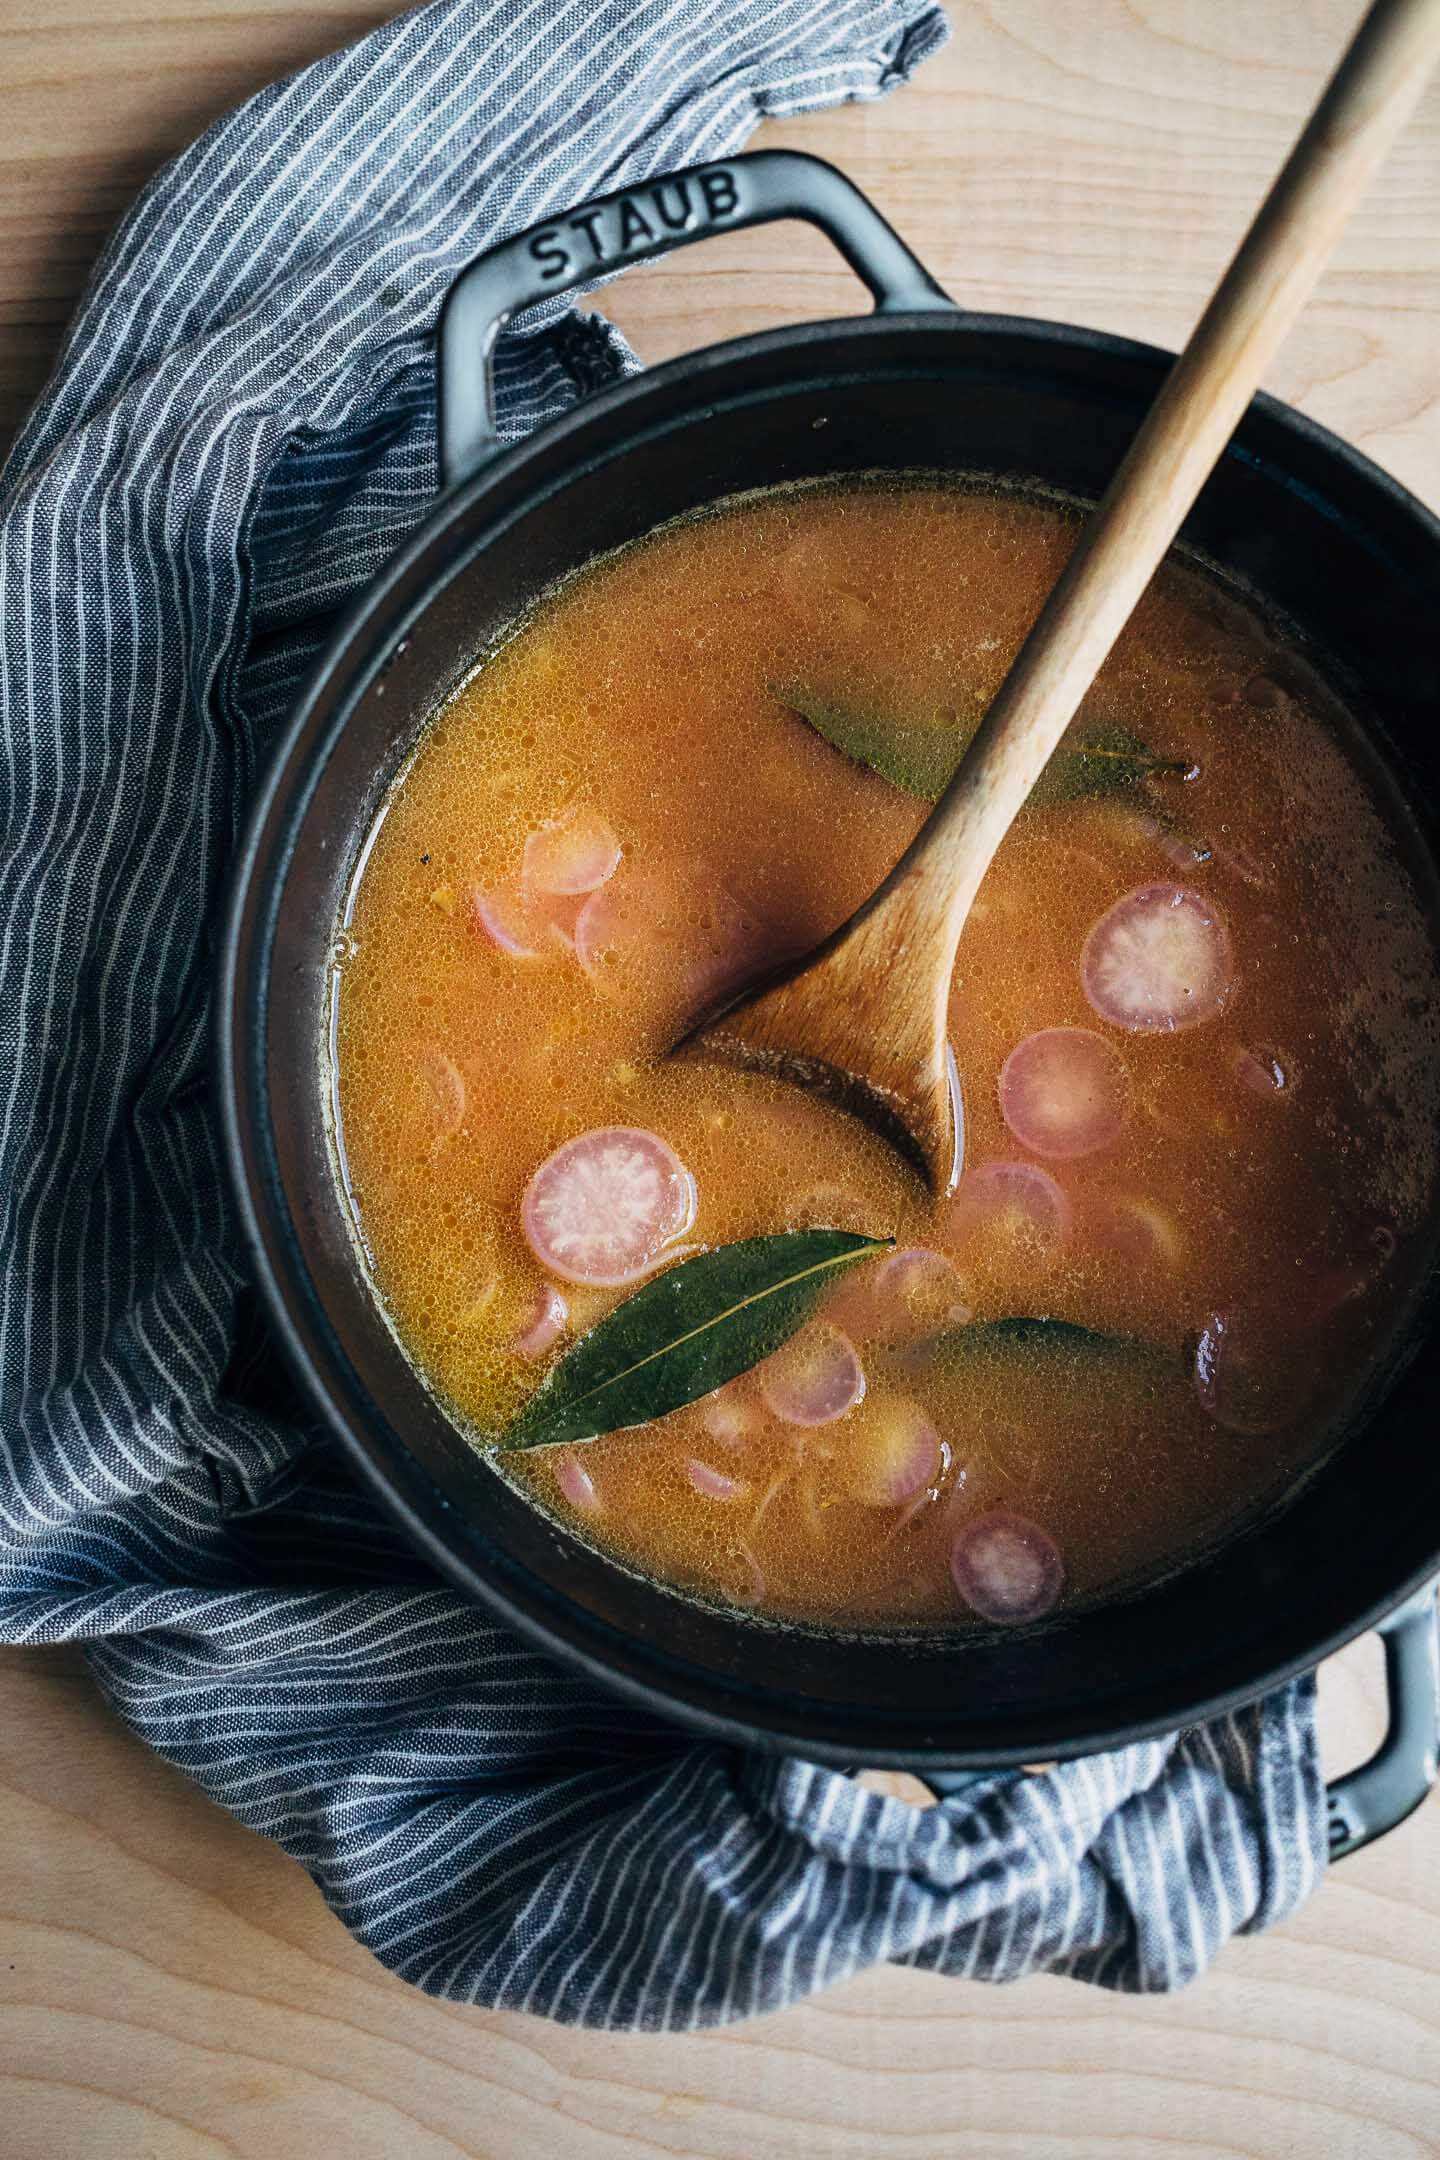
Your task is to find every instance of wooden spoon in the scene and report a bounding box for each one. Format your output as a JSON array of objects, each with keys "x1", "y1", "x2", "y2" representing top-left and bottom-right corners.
[{"x1": 686, "y1": 0, "x2": 1440, "y2": 1192}]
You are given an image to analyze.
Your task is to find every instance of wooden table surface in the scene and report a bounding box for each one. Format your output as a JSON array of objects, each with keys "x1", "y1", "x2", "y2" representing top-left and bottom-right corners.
[{"x1": 2, "y1": 5, "x2": 1439, "y2": 2155}]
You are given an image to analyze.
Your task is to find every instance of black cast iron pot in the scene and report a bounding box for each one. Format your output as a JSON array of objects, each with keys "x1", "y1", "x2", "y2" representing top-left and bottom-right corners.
[{"x1": 217, "y1": 152, "x2": 1440, "y2": 1853}]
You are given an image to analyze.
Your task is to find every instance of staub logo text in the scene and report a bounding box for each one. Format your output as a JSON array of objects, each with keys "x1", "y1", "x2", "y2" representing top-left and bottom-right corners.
[{"x1": 527, "y1": 168, "x2": 741, "y2": 283}]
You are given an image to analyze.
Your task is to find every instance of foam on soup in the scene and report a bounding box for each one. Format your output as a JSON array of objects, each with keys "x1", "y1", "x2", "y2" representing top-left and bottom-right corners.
[{"x1": 332, "y1": 480, "x2": 1440, "y2": 1628}]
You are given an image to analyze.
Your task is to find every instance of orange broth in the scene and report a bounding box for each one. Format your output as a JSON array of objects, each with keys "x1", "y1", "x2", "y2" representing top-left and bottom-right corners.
[{"x1": 332, "y1": 480, "x2": 1440, "y2": 1628}]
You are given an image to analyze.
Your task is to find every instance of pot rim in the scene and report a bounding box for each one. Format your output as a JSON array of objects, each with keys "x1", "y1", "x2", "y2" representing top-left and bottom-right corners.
[{"x1": 216, "y1": 304, "x2": 1440, "y2": 1767}]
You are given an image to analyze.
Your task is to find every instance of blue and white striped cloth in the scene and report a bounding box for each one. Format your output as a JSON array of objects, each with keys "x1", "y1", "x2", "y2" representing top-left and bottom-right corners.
[{"x1": 0, "y1": 0, "x2": 1328, "y2": 2021}]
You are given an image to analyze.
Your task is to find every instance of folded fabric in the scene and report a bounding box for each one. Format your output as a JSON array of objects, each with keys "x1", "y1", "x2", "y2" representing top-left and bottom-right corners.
[{"x1": 0, "y1": 0, "x2": 1327, "y2": 2024}]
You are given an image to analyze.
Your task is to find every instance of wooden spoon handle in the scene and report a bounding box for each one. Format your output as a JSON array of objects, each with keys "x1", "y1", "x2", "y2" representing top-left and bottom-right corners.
[{"x1": 866, "y1": 0, "x2": 1440, "y2": 957}]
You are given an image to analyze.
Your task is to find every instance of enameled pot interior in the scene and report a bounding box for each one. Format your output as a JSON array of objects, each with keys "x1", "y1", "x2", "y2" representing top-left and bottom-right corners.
[{"x1": 232, "y1": 316, "x2": 1440, "y2": 1763}]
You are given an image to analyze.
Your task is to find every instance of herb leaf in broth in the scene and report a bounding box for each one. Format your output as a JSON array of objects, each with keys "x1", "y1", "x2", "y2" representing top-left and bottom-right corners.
[
  {"x1": 498, "y1": 1230, "x2": 892, "y2": 1452},
  {"x1": 963, "y1": 1316, "x2": 1151, "y2": 1359},
  {"x1": 900, "y1": 1314, "x2": 1171, "y2": 1391},
  {"x1": 774, "y1": 687, "x2": 972, "y2": 800},
  {"x1": 1026, "y1": 729, "x2": 1196, "y2": 809},
  {"x1": 776, "y1": 690, "x2": 1190, "y2": 810}
]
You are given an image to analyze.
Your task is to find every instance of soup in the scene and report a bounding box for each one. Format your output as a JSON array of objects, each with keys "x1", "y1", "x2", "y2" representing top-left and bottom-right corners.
[{"x1": 332, "y1": 480, "x2": 1440, "y2": 1629}]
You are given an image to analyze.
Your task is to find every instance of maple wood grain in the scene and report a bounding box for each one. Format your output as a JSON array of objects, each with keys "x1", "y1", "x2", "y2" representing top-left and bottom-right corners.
[
  {"x1": 0, "y1": 1638, "x2": 1435, "y2": 2160},
  {"x1": 1, "y1": 4, "x2": 1438, "y2": 2155}
]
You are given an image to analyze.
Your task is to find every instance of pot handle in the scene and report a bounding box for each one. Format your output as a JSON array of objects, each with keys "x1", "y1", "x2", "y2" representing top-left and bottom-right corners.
[
  {"x1": 437, "y1": 149, "x2": 954, "y2": 488},
  {"x1": 1326, "y1": 1578, "x2": 1439, "y2": 1859},
  {"x1": 922, "y1": 1582, "x2": 1440, "y2": 1860}
]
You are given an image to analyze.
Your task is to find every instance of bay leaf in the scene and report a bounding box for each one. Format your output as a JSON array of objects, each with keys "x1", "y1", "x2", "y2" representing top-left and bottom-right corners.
[
  {"x1": 951, "y1": 1316, "x2": 1151, "y2": 1361},
  {"x1": 775, "y1": 689, "x2": 1190, "y2": 810},
  {"x1": 889, "y1": 1314, "x2": 1170, "y2": 1392},
  {"x1": 498, "y1": 1229, "x2": 891, "y2": 1452},
  {"x1": 1025, "y1": 728, "x2": 1196, "y2": 809},
  {"x1": 774, "y1": 687, "x2": 977, "y2": 801}
]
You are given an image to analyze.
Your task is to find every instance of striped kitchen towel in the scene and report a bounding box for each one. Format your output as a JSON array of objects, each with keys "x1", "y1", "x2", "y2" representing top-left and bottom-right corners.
[{"x1": 0, "y1": 0, "x2": 1327, "y2": 2023}]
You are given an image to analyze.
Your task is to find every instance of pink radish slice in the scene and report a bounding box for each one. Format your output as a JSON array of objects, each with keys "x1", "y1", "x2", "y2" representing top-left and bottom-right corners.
[
  {"x1": 685, "y1": 1458, "x2": 750, "y2": 1502},
  {"x1": 1229, "y1": 1041, "x2": 1294, "y2": 1098},
  {"x1": 846, "y1": 1399, "x2": 942, "y2": 1507},
  {"x1": 950, "y1": 1510, "x2": 1065, "y2": 1624},
  {"x1": 413, "y1": 1045, "x2": 465, "y2": 1153},
  {"x1": 998, "y1": 1027, "x2": 1133, "y2": 1160},
  {"x1": 842, "y1": 1247, "x2": 972, "y2": 1345},
  {"x1": 512, "y1": 1283, "x2": 568, "y2": 1357},
  {"x1": 948, "y1": 1159, "x2": 1072, "y2": 1245},
  {"x1": 1081, "y1": 883, "x2": 1234, "y2": 1033},
  {"x1": 555, "y1": 1450, "x2": 602, "y2": 1515},
  {"x1": 1086, "y1": 1192, "x2": 1181, "y2": 1267},
  {"x1": 1135, "y1": 814, "x2": 1209, "y2": 875},
  {"x1": 521, "y1": 1127, "x2": 696, "y2": 1286},
  {"x1": 574, "y1": 872, "x2": 666, "y2": 982},
  {"x1": 473, "y1": 878, "x2": 543, "y2": 956},
  {"x1": 473, "y1": 877, "x2": 581, "y2": 957},
  {"x1": 760, "y1": 1324, "x2": 866, "y2": 1427},
  {"x1": 1193, "y1": 1309, "x2": 1311, "y2": 1434},
  {"x1": 522, "y1": 805, "x2": 621, "y2": 897},
  {"x1": 700, "y1": 1388, "x2": 757, "y2": 1447}
]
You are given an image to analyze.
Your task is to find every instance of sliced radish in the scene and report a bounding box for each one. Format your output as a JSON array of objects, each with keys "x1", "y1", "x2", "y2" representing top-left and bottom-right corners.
[
  {"x1": 522, "y1": 804, "x2": 621, "y2": 897},
  {"x1": 555, "y1": 1450, "x2": 602, "y2": 1515},
  {"x1": 574, "y1": 871, "x2": 665, "y2": 983},
  {"x1": 700, "y1": 1387, "x2": 757, "y2": 1447},
  {"x1": 759, "y1": 1324, "x2": 865, "y2": 1427},
  {"x1": 1081, "y1": 884, "x2": 1234, "y2": 1033},
  {"x1": 472, "y1": 877, "x2": 581, "y2": 957},
  {"x1": 845, "y1": 1398, "x2": 942, "y2": 1508},
  {"x1": 1134, "y1": 813, "x2": 1210, "y2": 875},
  {"x1": 947, "y1": 1159, "x2": 1072, "y2": 1246},
  {"x1": 521, "y1": 1127, "x2": 696, "y2": 1286},
  {"x1": 412, "y1": 1045, "x2": 465, "y2": 1154},
  {"x1": 1193, "y1": 1309, "x2": 1311, "y2": 1434},
  {"x1": 998, "y1": 1027, "x2": 1133, "y2": 1160},
  {"x1": 950, "y1": 1510, "x2": 1065, "y2": 1624},
  {"x1": 1086, "y1": 1191, "x2": 1182, "y2": 1267},
  {"x1": 838, "y1": 1247, "x2": 972, "y2": 1345},
  {"x1": 1229, "y1": 1041, "x2": 1295, "y2": 1099},
  {"x1": 685, "y1": 1458, "x2": 751, "y2": 1502},
  {"x1": 512, "y1": 1283, "x2": 568, "y2": 1357},
  {"x1": 575, "y1": 869, "x2": 766, "y2": 1012}
]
